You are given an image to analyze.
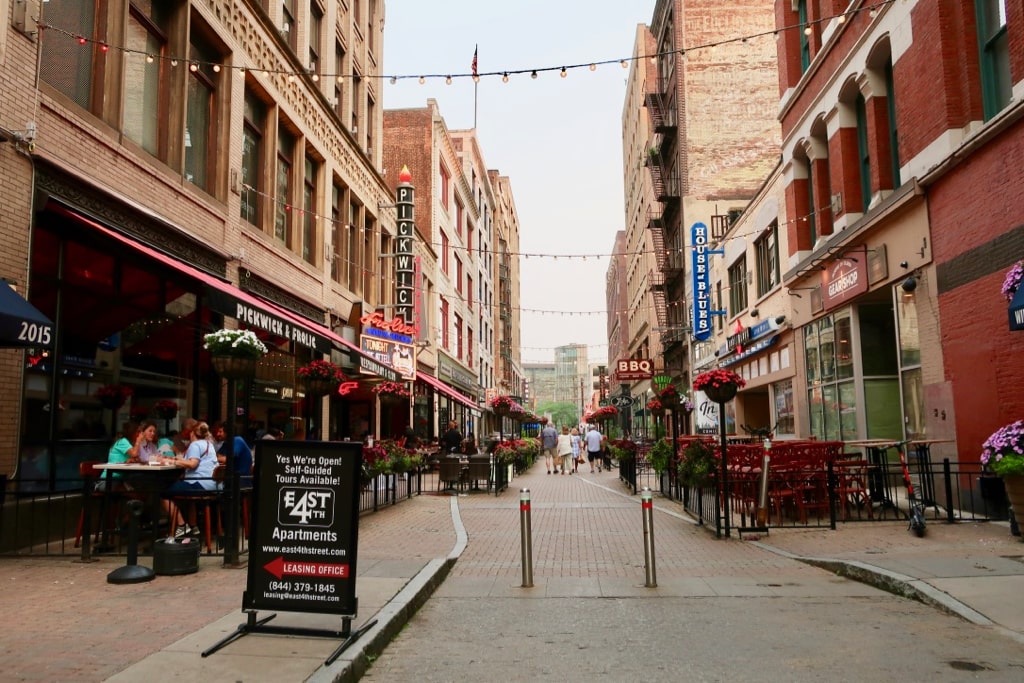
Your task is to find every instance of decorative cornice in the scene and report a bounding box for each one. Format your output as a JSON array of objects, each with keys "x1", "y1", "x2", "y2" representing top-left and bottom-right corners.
[{"x1": 34, "y1": 164, "x2": 226, "y2": 277}]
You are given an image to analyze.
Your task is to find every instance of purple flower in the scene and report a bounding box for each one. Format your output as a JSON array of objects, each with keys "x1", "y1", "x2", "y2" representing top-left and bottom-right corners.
[{"x1": 1002, "y1": 261, "x2": 1024, "y2": 302}]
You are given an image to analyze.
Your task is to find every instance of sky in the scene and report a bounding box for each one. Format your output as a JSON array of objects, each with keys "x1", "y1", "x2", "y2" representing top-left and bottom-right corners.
[{"x1": 383, "y1": 0, "x2": 658, "y2": 367}]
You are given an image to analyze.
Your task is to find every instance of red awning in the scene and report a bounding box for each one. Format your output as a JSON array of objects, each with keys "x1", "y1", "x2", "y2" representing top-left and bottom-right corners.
[
  {"x1": 47, "y1": 202, "x2": 397, "y2": 378},
  {"x1": 416, "y1": 371, "x2": 478, "y2": 411}
]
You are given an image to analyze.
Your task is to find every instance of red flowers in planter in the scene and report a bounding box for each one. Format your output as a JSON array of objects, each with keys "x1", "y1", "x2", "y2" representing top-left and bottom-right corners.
[
  {"x1": 297, "y1": 359, "x2": 346, "y2": 383},
  {"x1": 372, "y1": 381, "x2": 411, "y2": 398},
  {"x1": 693, "y1": 369, "x2": 746, "y2": 392},
  {"x1": 94, "y1": 384, "x2": 133, "y2": 409}
]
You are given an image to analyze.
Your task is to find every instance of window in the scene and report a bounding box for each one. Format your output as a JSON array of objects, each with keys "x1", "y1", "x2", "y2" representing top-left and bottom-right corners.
[
  {"x1": 331, "y1": 181, "x2": 343, "y2": 282},
  {"x1": 467, "y1": 327, "x2": 474, "y2": 368},
  {"x1": 350, "y1": 72, "x2": 360, "y2": 134},
  {"x1": 282, "y1": 0, "x2": 297, "y2": 52},
  {"x1": 241, "y1": 91, "x2": 266, "y2": 226},
  {"x1": 466, "y1": 275, "x2": 473, "y2": 309},
  {"x1": 772, "y1": 379, "x2": 795, "y2": 437},
  {"x1": 125, "y1": 2, "x2": 171, "y2": 156},
  {"x1": 798, "y1": 0, "x2": 811, "y2": 73},
  {"x1": 755, "y1": 222, "x2": 779, "y2": 298},
  {"x1": 455, "y1": 256, "x2": 463, "y2": 294},
  {"x1": 728, "y1": 256, "x2": 748, "y2": 316},
  {"x1": 441, "y1": 232, "x2": 449, "y2": 275},
  {"x1": 365, "y1": 95, "x2": 374, "y2": 156},
  {"x1": 302, "y1": 155, "x2": 318, "y2": 265},
  {"x1": 309, "y1": 1, "x2": 323, "y2": 75},
  {"x1": 439, "y1": 297, "x2": 449, "y2": 350},
  {"x1": 454, "y1": 313, "x2": 463, "y2": 359},
  {"x1": 977, "y1": 0, "x2": 1011, "y2": 120},
  {"x1": 466, "y1": 225, "x2": 472, "y2": 254},
  {"x1": 334, "y1": 42, "x2": 345, "y2": 119},
  {"x1": 362, "y1": 214, "x2": 374, "y2": 299},
  {"x1": 348, "y1": 201, "x2": 360, "y2": 292},
  {"x1": 40, "y1": 0, "x2": 100, "y2": 110},
  {"x1": 855, "y1": 94, "x2": 871, "y2": 212},
  {"x1": 439, "y1": 163, "x2": 450, "y2": 210},
  {"x1": 455, "y1": 198, "x2": 464, "y2": 240},
  {"x1": 185, "y1": 34, "x2": 221, "y2": 193},
  {"x1": 275, "y1": 128, "x2": 295, "y2": 246}
]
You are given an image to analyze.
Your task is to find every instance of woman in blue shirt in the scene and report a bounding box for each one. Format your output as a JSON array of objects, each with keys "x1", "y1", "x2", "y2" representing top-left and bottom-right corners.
[{"x1": 157, "y1": 422, "x2": 219, "y2": 537}]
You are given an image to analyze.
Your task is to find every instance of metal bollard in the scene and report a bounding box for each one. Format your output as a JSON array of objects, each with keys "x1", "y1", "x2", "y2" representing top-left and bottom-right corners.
[
  {"x1": 520, "y1": 488, "x2": 534, "y2": 587},
  {"x1": 641, "y1": 487, "x2": 657, "y2": 587}
]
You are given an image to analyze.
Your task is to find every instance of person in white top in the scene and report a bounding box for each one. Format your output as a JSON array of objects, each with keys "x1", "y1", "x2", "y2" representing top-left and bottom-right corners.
[
  {"x1": 570, "y1": 428, "x2": 582, "y2": 473},
  {"x1": 556, "y1": 427, "x2": 573, "y2": 475},
  {"x1": 584, "y1": 425, "x2": 603, "y2": 473}
]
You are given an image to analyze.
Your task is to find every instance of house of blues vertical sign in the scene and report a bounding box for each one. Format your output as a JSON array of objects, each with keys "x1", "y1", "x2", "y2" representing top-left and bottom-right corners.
[
  {"x1": 245, "y1": 441, "x2": 362, "y2": 617},
  {"x1": 691, "y1": 222, "x2": 719, "y2": 341},
  {"x1": 395, "y1": 166, "x2": 416, "y2": 330}
]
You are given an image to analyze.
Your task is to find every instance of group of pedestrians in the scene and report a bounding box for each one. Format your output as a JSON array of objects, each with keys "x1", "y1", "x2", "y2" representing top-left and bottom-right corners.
[{"x1": 540, "y1": 422, "x2": 610, "y2": 474}]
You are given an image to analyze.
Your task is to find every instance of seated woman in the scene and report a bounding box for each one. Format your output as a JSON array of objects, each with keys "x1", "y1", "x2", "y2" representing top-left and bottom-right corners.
[
  {"x1": 97, "y1": 422, "x2": 141, "y2": 490},
  {"x1": 461, "y1": 433, "x2": 479, "y2": 455},
  {"x1": 154, "y1": 421, "x2": 219, "y2": 538}
]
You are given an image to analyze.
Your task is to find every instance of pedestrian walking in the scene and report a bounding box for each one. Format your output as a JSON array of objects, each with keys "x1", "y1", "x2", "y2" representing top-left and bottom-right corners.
[
  {"x1": 584, "y1": 424, "x2": 603, "y2": 473},
  {"x1": 541, "y1": 421, "x2": 559, "y2": 474},
  {"x1": 570, "y1": 427, "x2": 581, "y2": 473},
  {"x1": 556, "y1": 426, "x2": 573, "y2": 475}
]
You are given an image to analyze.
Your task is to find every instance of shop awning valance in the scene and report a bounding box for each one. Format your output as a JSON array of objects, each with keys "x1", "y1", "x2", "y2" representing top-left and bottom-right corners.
[
  {"x1": 0, "y1": 281, "x2": 54, "y2": 349},
  {"x1": 416, "y1": 371, "x2": 478, "y2": 410}
]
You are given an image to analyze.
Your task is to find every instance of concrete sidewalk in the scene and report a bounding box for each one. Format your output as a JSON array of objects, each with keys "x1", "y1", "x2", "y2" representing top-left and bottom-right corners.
[{"x1": 3, "y1": 469, "x2": 1022, "y2": 681}]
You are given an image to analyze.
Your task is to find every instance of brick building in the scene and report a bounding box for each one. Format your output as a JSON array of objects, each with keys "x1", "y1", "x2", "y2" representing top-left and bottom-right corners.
[{"x1": 0, "y1": 0, "x2": 402, "y2": 498}]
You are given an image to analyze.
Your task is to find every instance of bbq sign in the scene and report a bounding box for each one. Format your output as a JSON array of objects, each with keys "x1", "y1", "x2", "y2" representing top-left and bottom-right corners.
[{"x1": 246, "y1": 441, "x2": 362, "y2": 616}]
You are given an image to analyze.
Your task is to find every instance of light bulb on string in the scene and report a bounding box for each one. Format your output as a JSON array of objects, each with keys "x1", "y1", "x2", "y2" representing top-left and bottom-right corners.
[
  {"x1": 620, "y1": 60, "x2": 628, "y2": 68},
  {"x1": 560, "y1": 67, "x2": 567, "y2": 78},
  {"x1": 145, "y1": 54, "x2": 154, "y2": 64},
  {"x1": 589, "y1": 63, "x2": 596, "y2": 71},
  {"x1": 472, "y1": 74, "x2": 480, "y2": 83},
  {"x1": 213, "y1": 64, "x2": 221, "y2": 73},
  {"x1": 171, "y1": 59, "x2": 178, "y2": 67},
  {"x1": 189, "y1": 62, "x2": 199, "y2": 72},
  {"x1": 530, "y1": 71, "x2": 537, "y2": 79},
  {"x1": 389, "y1": 76, "x2": 396, "y2": 84},
  {"x1": 502, "y1": 72, "x2": 509, "y2": 83},
  {"x1": 445, "y1": 75, "x2": 452, "y2": 85},
  {"x1": 418, "y1": 76, "x2": 425, "y2": 84}
]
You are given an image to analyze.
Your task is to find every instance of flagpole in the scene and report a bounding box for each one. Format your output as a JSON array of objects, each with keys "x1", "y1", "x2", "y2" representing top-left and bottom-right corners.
[{"x1": 472, "y1": 44, "x2": 479, "y2": 129}]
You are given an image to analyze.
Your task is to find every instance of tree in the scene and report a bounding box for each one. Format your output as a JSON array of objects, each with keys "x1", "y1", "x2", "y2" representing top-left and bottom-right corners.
[{"x1": 536, "y1": 401, "x2": 579, "y2": 427}]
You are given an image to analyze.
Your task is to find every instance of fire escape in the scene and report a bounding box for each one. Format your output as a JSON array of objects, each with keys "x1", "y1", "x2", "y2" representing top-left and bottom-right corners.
[{"x1": 645, "y1": 76, "x2": 683, "y2": 347}]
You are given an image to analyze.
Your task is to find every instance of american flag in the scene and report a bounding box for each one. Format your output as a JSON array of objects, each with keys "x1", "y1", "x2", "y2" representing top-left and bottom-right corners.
[{"x1": 471, "y1": 45, "x2": 478, "y2": 77}]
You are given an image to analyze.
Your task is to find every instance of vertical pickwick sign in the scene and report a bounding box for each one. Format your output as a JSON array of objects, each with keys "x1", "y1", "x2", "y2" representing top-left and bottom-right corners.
[{"x1": 395, "y1": 166, "x2": 416, "y2": 330}]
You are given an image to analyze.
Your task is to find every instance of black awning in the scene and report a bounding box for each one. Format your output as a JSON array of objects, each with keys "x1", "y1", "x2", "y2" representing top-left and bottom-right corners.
[
  {"x1": 1010, "y1": 284, "x2": 1024, "y2": 331},
  {"x1": 0, "y1": 281, "x2": 54, "y2": 349}
]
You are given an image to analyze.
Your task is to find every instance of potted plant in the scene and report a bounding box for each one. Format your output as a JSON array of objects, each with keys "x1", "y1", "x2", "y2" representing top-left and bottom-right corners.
[
  {"x1": 94, "y1": 384, "x2": 133, "y2": 410},
  {"x1": 981, "y1": 420, "x2": 1024, "y2": 525},
  {"x1": 609, "y1": 438, "x2": 637, "y2": 464},
  {"x1": 678, "y1": 438, "x2": 717, "y2": 488},
  {"x1": 154, "y1": 399, "x2": 179, "y2": 420},
  {"x1": 1002, "y1": 260, "x2": 1024, "y2": 301},
  {"x1": 361, "y1": 443, "x2": 390, "y2": 485},
  {"x1": 658, "y1": 384, "x2": 680, "y2": 406},
  {"x1": 646, "y1": 398, "x2": 664, "y2": 415},
  {"x1": 383, "y1": 440, "x2": 412, "y2": 474},
  {"x1": 204, "y1": 329, "x2": 268, "y2": 379},
  {"x1": 648, "y1": 437, "x2": 674, "y2": 476},
  {"x1": 372, "y1": 380, "x2": 411, "y2": 403},
  {"x1": 693, "y1": 368, "x2": 746, "y2": 403},
  {"x1": 298, "y1": 358, "x2": 346, "y2": 396}
]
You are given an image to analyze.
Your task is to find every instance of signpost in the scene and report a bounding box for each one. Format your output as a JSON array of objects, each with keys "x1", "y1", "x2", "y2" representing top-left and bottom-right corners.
[{"x1": 203, "y1": 441, "x2": 377, "y2": 664}]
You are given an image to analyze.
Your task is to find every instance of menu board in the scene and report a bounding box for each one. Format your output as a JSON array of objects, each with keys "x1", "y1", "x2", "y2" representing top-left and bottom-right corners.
[{"x1": 244, "y1": 440, "x2": 362, "y2": 616}]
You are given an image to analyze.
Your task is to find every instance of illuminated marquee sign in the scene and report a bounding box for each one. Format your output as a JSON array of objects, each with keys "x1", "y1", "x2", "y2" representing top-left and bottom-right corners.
[
  {"x1": 691, "y1": 222, "x2": 724, "y2": 341},
  {"x1": 395, "y1": 166, "x2": 416, "y2": 331}
]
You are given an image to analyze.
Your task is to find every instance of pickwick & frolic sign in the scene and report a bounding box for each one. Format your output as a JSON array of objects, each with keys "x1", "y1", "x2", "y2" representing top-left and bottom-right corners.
[
  {"x1": 395, "y1": 166, "x2": 417, "y2": 331},
  {"x1": 821, "y1": 255, "x2": 868, "y2": 310}
]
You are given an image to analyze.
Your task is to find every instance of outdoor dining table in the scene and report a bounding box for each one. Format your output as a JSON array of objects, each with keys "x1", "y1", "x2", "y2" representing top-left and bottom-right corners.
[
  {"x1": 844, "y1": 439, "x2": 903, "y2": 510},
  {"x1": 88, "y1": 463, "x2": 182, "y2": 559}
]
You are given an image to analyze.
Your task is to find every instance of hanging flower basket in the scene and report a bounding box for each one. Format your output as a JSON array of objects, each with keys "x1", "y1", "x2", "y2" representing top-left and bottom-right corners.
[
  {"x1": 298, "y1": 359, "x2": 346, "y2": 396},
  {"x1": 154, "y1": 400, "x2": 179, "y2": 420},
  {"x1": 694, "y1": 369, "x2": 746, "y2": 403},
  {"x1": 646, "y1": 398, "x2": 665, "y2": 415},
  {"x1": 211, "y1": 355, "x2": 259, "y2": 379},
  {"x1": 205, "y1": 329, "x2": 267, "y2": 379},
  {"x1": 372, "y1": 380, "x2": 411, "y2": 404},
  {"x1": 95, "y1": 384, "x2": 133, "y2": 410},
  {"x1": 490, "y1": 395, "x2": 515, "y2": 416}
]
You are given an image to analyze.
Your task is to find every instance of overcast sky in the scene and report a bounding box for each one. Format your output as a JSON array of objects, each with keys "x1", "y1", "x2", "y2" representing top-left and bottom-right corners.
[{"x1": 383, "y1": 0, "x2": 657, "y2": 366}]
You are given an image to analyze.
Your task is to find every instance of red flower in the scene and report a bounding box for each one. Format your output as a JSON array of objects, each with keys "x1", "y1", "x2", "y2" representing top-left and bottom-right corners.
[{"x1": 693, "y1": 369, "x2": 746, "y2": 392}]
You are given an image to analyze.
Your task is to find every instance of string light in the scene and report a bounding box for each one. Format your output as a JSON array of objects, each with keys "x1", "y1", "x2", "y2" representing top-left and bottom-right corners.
[
  {"x1": 530, "y1": 70, "x2": 537, "y2": 79},
  {"x1": 36, "y1": 2, "x2": 895, "y2": 87},
  {"x1": 445, "y1": 75, "x2": 452, "y2": 85},
  {"x1": 418, "y1": 76, "x2": 425, "y2": 84},
  {"x1": 145, "y1": 54, "x2": 154, "y2": 64},
  {"x1": 501, "y1": 72, "x2": 509, "y2": 83}
]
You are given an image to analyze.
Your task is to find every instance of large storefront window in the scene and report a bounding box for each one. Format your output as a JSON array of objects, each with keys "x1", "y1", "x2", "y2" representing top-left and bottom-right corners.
[{"x1": 805, "y1": 307, "x2": 869, "y2": 441}]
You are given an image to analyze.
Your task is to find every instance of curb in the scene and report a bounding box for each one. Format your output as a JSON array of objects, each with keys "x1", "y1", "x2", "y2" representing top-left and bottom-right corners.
[{"x1": 311, "y1": 496, "x2": 468, "y2": 682}]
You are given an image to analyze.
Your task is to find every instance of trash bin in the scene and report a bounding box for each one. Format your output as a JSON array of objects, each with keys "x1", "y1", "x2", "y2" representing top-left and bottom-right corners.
[{"x1": 153, "y1": 537, "x2": 200, "y2": 575}]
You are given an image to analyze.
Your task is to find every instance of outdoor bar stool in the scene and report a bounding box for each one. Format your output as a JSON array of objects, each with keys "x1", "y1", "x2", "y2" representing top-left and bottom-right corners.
[
  {"x1": 170, "y1": 465, "x2": 225, "y2": 553},
  {"x1": 74, "y1": 460, "x2": 125, "y2": 549}
]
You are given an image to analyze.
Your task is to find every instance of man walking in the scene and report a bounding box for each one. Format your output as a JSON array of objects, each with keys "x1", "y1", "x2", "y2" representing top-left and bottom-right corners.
[
  {"x1": 541, "y1": 421, "x2": 559, "y2": 474},
  {"x1": 584, "y1": 424, "x2": 603, "y2": 473}
]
